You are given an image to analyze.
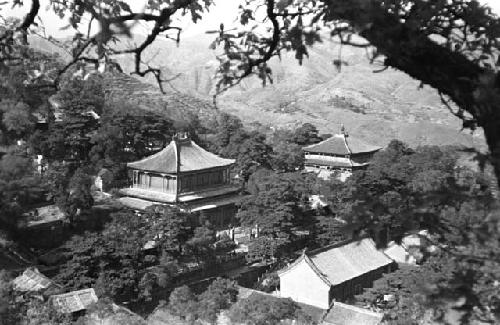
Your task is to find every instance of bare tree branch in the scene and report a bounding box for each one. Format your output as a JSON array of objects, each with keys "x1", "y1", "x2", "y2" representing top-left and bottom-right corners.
[{"x1": 213, "y1": 0, "x2": 282, "y2": 102}]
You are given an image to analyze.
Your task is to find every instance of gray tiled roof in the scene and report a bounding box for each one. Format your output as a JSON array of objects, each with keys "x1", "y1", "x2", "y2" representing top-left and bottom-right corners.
[
  {"x1": 12, "y1": 267, "x2": 54, "y2": 292},
  {"x1": 279, "y1": 238, "x2": 394, "y2": 287},
  {"x1": 309, "y1": 238, "x2": 393, "y2": 286},
  {"x1": 127, "y1": 138, "x2": 234, "y2": 173},
  {"x1": 51, "y1": 288, "x2": 98, "y2": 313},
  {"x1": 304, "y1": 135, "x2": 381, "y2": 155}
]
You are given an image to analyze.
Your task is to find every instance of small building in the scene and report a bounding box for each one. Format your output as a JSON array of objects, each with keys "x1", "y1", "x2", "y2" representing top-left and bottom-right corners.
[
  {"x1": 19, "y1": 205, "x2": 66, "y2": 248},
  {"x1": 383, "y1": 231, "x2": 431, "y2": 265},
  {"x1": 303, "y1": 128, "x2": 381, "y2": 181},
  {"x1": 120, "y1": 133, "x2": 242, "y2": 227},
  {"x1": 322, "y1": 301, "x2": 384, "y2": 325},
  {"x1": 278, "y1": 237, "x2": 395, "y2": 309},
  {"x1": 12, "y1": 267, "x2": 59, "y2": 292},
  {"x1": 50, "y1": 288, "x2": 98, "y2": 314}
]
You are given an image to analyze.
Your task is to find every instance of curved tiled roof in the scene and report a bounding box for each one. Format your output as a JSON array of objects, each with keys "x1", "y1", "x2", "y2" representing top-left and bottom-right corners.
[
  {"x1": 278, "y1": 238, "x2": 394, "y2": 287},
  {"x1": 308, "y1": 238, "x2": 393, "y2": 285},
  {"x1": 303, "y1": 134, "x2": 381, "y2": 155},
  {"x1": 127, "y1": 138, "x2": 234, "y2": 173}
]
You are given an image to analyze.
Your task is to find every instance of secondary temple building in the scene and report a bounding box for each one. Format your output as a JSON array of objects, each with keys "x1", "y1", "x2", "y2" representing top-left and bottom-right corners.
[
  {"x1": 303, "y1": 128, "x2": 381, "y2": 181},
  {"x1": 278, "y1": 237, "x2": 396, "y2": 309},
  {"x1": 120, "y1": 133, "x2": 241, "y2": 227}
]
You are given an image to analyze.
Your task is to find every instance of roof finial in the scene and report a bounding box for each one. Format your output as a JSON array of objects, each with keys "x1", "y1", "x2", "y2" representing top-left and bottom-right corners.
[{"x1": 340, "y1": 123, "x2": 348, "y2": 137}]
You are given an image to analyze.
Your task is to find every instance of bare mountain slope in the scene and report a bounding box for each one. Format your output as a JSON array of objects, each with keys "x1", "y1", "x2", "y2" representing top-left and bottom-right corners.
[
  {"x1": 30, "y1": 34, "x2": 486, "y2": 149},
  {"x1": 114, "y1": 33, "x2": 485, "y2": 149}
]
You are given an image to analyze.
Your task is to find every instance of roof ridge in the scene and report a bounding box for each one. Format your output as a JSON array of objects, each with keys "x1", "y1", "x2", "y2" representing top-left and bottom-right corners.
[
  {"x1": 342, "y1": 134, "x2": 354, "y2": 167},
  {"x1": 306, "y1": 235, "x2": 372, "y2": 256},
  {"x1": 277, "y1": 253, "x2": 332, "y2": 287},
  {"x1": 128, "y1": 141, "x2": 172, "y2": 166},
  {"x1": 303, "y1": 136, "x2": 332, "y2": 149}
]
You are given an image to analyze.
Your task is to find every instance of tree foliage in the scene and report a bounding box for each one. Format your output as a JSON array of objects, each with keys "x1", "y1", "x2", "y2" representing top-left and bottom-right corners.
[
  {"x1": 0, "y1": 100, "x2": 35, "y2": 138},
  {"x1": 167, "y1": 285, "x2": 199, "y2": 322},
  {"x1": 89, "y1": 101, "x2": 175, "y2": 168},
  {"x1": 55, "y1": 206, "x2": 191, "y2": 303},
  {"x1": 166, "y1": 278, "x2": 238, "y2": 324},
  {"x1": 320, "y1": 141, "x2": 500, "y2": 323},
  {"x1": 228, "y1": 293, "x2": 313, "y2": 325},
  {"x1": 0, "y1": 151, "x2": 45, "y2": 229},
  {"x1": 2, "y1": 0, "x2": 500, "y2": 322},
  {"x1": 324, "y1": 141, "x2": 494, "y2": 243},
  {"x1": 197, "y1": 277, "x2": 238, "y2": 324},
  {"x1": 238, "y1": 170, "x2": 311, "y2": 237}
]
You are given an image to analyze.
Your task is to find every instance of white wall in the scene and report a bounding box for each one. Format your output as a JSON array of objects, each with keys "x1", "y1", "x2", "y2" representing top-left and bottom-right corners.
[{"x1": 279, "y1": 259, "x2": 331, "y2": 309}]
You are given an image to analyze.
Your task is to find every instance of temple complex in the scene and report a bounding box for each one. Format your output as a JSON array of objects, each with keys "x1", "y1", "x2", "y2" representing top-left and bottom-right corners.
[
  {"x1": 303, "y1": 127, "x2": 381, "y2": 181},
  {"x1": 119, "y1": 133, "x2": 241, "y2": 227}
]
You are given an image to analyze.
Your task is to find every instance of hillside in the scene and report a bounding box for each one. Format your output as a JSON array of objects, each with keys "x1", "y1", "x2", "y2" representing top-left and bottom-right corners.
[
  {"x1": 111, "y1": 33, "x2": 486, "y2": 150},
  {"x1": 30, "y1": 34, "x2": 486, "y2": 150},
  {"x1": 28, "y1": 36, "x2": 218, "y2": 127}
]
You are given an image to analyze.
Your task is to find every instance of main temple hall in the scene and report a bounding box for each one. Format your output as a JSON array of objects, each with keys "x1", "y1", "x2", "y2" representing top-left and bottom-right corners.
[{"x1": 119, "y1": 133, "x2": 241, "y2": 227}]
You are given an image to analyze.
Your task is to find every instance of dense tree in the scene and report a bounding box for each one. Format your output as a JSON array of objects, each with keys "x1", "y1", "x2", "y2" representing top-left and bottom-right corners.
[
  {"x1": 89, "y1": 103, "x2": 175, "y2": 168},
  {"x1": 228, "y1": 293, "x2": 313, "y2": 325},
  {"x1": 197, "y1": 277, "x2": 238, "y2": 324},
  {"x1": 246, "y1": 235, "x2": 288, "y2": 263},
  {"x1": 55, "y1": 206, "x2": 192, "y2": 303},
  {"x1": 321, "y1": 141, "x2": 500, "y2": 322},
  {"x1": 32, "y1": 75, "x2": 104, "y2": 164},
  {"x1": 167, "y1": 285, "x2": 199, "y2": 322},
  {"x1": 268, "y1": 128, "x2": 304, "y2": 172},
  {"x1": 0, "y1": 270, "x2": 16, "y2": 325},
  {"x1": 220, "y1": 129, "x2": 273, "y2": 181},
  {"x1": 0, "y1": 151, "x2": 45, "y2": 230},
  {"x1": 185, "y1": 224, "x2": 216, "y2": 265},
  {"x1": 42, "y1": 161, "x2": 72, "y2": 209},
  {"x1": 354, "y1": 265, "x2": 429, "y2": 324},
  {"x1": 55, "y1": 75, "x2": 105, "y2": 116},
  {"x1": 0, "y1": 100, "x2": 35, "y2": 138},
  {"x1": 237, "y1": 171, "x2": 311, "y2": 237},
  {"x1": 324, "y1": 141, "x2": 494, "y2": 243},
  {"x1": 65, "y1": 167, "x2": 94, "y2": 219},
  {"x1": 291, "y1": 123, "x2": 322, "y2": 146},
  {"x1": 212, "y1": 112, "x2": 245, "y2": 150},
  {"x1": 166, "y1": 278, "x2": 238, "y2": 324}
]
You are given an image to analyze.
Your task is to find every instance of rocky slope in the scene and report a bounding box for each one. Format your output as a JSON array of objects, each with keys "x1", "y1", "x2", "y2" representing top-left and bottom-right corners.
[{"x1": 31, "y1": 33, "x2": 487, "y2": 150}]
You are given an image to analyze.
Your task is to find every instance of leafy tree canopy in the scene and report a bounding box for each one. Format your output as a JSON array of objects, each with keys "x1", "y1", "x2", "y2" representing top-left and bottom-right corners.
[
  {"x1": 228, "y1": 293, "x2": 313, "y2": 325},
  {"x1": 55, "y1": 206, "x2": 192, "y2": 303},
  {"x1": 238, "y1": 170, "x2": 312, "y2": 237}
]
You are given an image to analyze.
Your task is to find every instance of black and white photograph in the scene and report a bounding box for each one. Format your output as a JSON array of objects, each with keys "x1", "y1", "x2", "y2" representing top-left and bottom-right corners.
[{"x1": 1, "y1": 0, "x2": 499, "y2": 324}]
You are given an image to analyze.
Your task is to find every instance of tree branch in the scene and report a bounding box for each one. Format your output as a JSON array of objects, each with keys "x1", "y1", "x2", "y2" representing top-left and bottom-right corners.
[
  {"x1": 18, "y1": 0, "x2": 40, "y2": 32},
  {"x1": 213, "y1": 0, "x2": 281, "y2": 101}
]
